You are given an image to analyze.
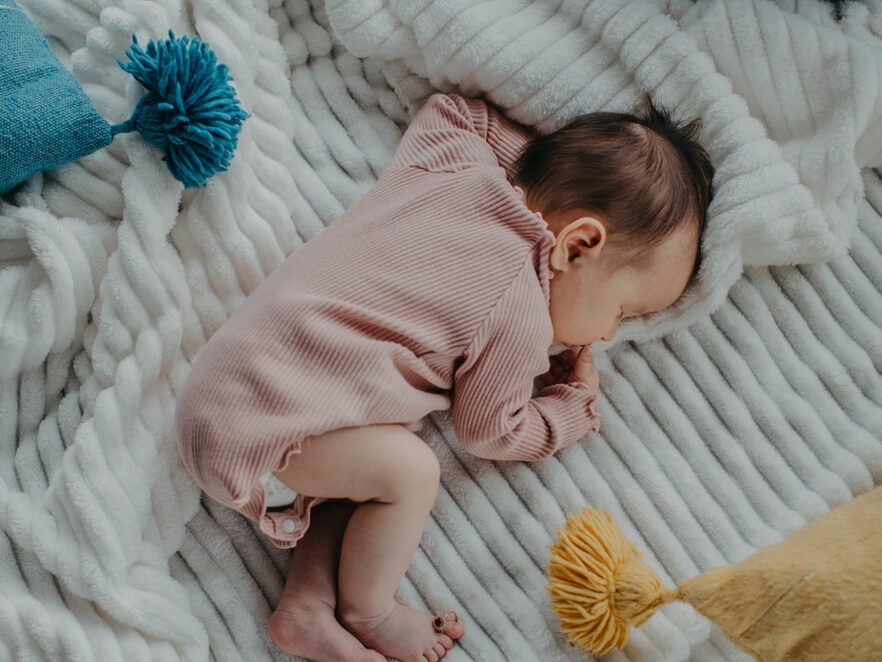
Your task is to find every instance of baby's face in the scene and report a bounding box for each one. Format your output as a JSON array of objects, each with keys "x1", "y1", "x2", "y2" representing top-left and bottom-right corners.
[{"x1": 545, "y1": 214, "x2": 699, "y2": 347}]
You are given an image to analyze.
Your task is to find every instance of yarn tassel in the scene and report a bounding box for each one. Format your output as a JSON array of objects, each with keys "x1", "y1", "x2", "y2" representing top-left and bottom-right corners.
[
  {"x1": 111, "y1": 29, "x2": 249, "y2": 189},
  {"x1": 547, "y1": 507, "x2": 680, "y2": 655}
]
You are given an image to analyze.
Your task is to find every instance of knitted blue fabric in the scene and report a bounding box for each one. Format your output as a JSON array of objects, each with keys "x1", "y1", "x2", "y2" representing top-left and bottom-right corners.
[
  {"x1": 111, "y1": 30, "x2": 249, "y2": 189},
  {"x1": 0, "y1": 2, "x2": 112, "y2": 193}
]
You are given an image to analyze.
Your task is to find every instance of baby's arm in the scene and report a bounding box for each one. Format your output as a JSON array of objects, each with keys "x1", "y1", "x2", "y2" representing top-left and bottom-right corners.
[
  {"x1": 390, "y1": 92, "x2": 534, "y2": 177},
  {"x1": 451, "y1": 258, "x2": 601, "y2": 462}
]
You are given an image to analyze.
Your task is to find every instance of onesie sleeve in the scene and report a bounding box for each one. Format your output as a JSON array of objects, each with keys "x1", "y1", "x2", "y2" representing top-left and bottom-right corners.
[
  {"x1": 450, "y1": 255, "x2": 601, "y2": 462},
  {"x1": 390, "y1": 92, "x2": 535, "y2": 177}
]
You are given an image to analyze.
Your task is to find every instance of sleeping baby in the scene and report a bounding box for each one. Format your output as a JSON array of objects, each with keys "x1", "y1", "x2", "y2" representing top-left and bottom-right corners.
[{"x1": 174, "y1": 92, "x2": 714, "y2": 662}]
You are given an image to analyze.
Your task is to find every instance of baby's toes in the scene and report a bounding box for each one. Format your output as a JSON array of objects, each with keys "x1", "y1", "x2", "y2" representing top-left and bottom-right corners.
[
  {"x1": 433, "y1": 641, "x2": 447, "y2": 658},
  {"x1": 438, "y1": 634, "x2": 454, "y2": 650},
  {"x1": 423, "y1": 649, "x2": 439, "y2": 662},
  {"x1": 441, "y1": 618, "x2": 464, "y2": 640}
]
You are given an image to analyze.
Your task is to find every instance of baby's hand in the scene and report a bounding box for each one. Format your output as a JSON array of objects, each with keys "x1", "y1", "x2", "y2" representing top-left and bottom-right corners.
[
  {"x1": 570, "y1": 345, "x2": 600, "y2": 392},
  {"x1": 535, "y1": 345, "x2": 600, "y2": 393},
  {"x1": 535, "y1": 350, "x2": 571, "y2": 391}
]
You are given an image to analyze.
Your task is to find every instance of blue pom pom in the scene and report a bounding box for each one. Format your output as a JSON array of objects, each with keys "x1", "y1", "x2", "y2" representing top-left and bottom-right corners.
[{"x1": 111, "y1": 29, "x2": 249, "y2": 189}]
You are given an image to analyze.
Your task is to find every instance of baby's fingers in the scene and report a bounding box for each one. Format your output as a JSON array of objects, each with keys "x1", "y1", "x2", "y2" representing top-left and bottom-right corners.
[{"x1": 572, "y1": 345, "x2": 600, "y2": 391}]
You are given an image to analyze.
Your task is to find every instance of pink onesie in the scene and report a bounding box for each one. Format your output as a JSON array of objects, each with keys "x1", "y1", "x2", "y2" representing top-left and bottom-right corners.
[{"x1": 174, "y1": 93, "x2": 601, "y2": 548}]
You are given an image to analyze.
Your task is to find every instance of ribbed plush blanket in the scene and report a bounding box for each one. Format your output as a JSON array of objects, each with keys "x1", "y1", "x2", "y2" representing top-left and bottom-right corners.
[{"x1": 1, "y1": 0, "x2": 880, "y2": 660}]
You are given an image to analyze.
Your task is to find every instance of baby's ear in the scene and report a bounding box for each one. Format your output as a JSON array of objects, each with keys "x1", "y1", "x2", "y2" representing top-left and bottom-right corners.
[
  {"x1": 567, "y1": 235, "x2": 592, "y2": 262},
  {"x1": 571, "y1": 218, "x2": 606, "y2": 255},
  {"x1": 551, "y1": 216, "x2": 605, "y2": 270}
]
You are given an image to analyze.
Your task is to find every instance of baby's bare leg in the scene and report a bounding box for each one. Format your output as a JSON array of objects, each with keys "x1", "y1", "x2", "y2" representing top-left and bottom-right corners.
[
  {"x1": 268, "y1": 500, "x2": 384, "y2": 662},
  {"x1": 273, "y1": 424, "x2": 464, "y2": 662}
]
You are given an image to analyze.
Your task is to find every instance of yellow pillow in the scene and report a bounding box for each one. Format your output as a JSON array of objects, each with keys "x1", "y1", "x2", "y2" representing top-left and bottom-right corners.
[{"x1": 548, "y1": 486, "x2": 882, "y2": 661}]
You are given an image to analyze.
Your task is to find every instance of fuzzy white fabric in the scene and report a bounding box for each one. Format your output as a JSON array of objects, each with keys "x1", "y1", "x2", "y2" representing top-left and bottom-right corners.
[
  {"x1": 0, "y1": 0, "x2": 880, "y2": 660},
  {"x1": 326, "y1": 0, "x2": 882, "y2": 347}
]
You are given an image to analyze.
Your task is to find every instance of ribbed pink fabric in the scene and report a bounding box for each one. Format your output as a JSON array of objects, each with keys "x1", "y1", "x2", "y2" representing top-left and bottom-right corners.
[{"x1": 174, "y1": 93, "x2": 601, "y2": 548}]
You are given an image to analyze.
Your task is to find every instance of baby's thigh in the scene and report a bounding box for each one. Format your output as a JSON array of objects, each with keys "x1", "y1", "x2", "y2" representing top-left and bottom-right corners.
[{"x1": 274, "y1": 424, "x2": 439, "y2": 503}]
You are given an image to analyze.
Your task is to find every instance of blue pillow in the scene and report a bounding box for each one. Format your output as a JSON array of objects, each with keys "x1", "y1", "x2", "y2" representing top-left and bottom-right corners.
[{"x1": 0, "y1": 1, "x2": 112, "y2": 193}]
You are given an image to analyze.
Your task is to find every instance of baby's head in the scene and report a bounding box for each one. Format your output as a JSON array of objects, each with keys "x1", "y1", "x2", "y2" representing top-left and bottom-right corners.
[{"x1": 512, "y1": 99, "x2": 715, "y2": 346}]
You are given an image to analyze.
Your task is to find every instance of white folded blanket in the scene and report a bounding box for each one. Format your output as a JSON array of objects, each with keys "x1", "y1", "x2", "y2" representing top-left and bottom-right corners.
[
  {"x1": 325, "y1": 0, "x2": 882, "y2": 348},
  {"x1": 1, "y1": 0, "x2": 880, "y2": 660}
]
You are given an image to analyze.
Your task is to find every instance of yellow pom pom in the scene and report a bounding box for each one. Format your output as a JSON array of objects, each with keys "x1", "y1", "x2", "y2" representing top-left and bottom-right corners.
[{"x1": 547, "y1": 507, "x2": 680, "y2": 655}]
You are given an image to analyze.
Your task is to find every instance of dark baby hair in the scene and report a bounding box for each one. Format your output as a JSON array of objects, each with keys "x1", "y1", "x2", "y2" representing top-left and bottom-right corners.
[{"x1": 511, "y1": 98, "x2": 715, "y2": 277}]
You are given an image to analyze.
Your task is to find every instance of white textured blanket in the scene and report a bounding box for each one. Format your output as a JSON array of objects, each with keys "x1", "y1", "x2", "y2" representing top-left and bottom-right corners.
[{"x1": 1, "y1": 0, "x2": 880, "y2": 660}]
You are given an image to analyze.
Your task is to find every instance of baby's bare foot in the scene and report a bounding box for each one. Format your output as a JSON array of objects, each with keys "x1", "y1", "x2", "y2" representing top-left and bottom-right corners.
[
  {"x1": 268, "y1": 594, "x2": 385, "y2": 662},
  {"x1": 341, "y1": 602, "x2": 464, "y2": 662}
]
